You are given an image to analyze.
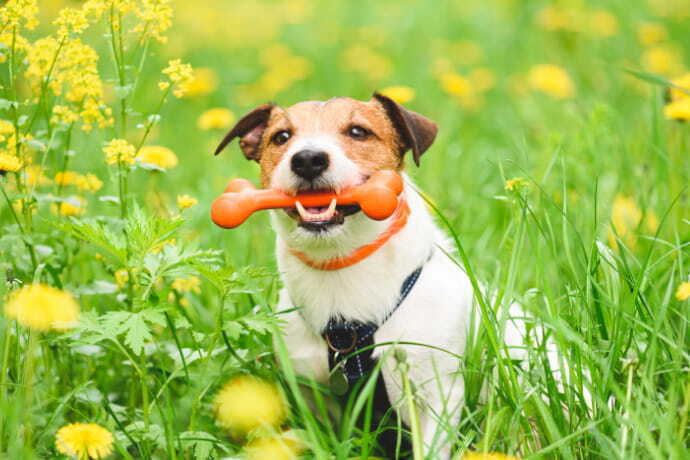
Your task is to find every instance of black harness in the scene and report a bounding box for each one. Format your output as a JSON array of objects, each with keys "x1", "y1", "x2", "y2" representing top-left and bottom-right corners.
[{"x1": 322, "y1": 264, "x2": 424, "y2": 392}]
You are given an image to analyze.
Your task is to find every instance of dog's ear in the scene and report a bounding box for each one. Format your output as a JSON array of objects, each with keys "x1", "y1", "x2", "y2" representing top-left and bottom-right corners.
[
  {"x1": 214, "y1": 104, "x2": 275, "y2": 161},
  {"x1": 373, "y1": 93, "x2": 438, "y2": 167}
]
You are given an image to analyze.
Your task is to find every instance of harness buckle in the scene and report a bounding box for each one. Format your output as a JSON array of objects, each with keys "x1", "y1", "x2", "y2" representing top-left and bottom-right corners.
[{"x1": 324, "y1": 328, "x2": 357, "y2": 354}]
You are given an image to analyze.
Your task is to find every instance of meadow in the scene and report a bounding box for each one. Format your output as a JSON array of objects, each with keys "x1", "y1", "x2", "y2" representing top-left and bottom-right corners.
[{"x1": 0, "y1": 0, "x2": 689, "y2": 458}]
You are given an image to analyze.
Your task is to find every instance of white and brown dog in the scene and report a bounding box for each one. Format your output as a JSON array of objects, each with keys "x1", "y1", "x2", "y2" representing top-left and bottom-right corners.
[{"x1": 215, "y1": 94, "x2": 521, "y2": 458}]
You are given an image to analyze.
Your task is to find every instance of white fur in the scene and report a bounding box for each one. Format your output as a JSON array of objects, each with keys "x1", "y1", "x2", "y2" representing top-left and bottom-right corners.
[{"x1": 274, "y1": 171, "x2": 475, "y2": 458}]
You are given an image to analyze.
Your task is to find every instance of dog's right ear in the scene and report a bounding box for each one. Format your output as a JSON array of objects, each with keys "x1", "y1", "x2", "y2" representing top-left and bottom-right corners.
[{"x1": 214, "y1": 104, "x2": 275, "y2": 161}]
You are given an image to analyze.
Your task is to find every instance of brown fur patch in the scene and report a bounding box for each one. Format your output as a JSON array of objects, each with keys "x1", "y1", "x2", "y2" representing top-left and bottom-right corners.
[{"x1": 256, "y1": 97, "x2": 411, "y2": 187}]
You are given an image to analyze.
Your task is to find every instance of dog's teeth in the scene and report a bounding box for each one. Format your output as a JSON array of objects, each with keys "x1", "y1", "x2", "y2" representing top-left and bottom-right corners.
[
  {"x1": 327, "y1": 198, "x2": 337, "y2": 215},
  {"x1": 295, "y1": 198, "x2": 337, "y2": 222},
  {"x1": 295, "y1": 201, "x2": 308, "y2": 220}
]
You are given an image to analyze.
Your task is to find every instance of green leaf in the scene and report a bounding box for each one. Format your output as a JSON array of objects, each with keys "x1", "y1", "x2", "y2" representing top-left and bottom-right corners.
[{"x1": 122, "y1": 313, "x2": 152, "y2": 355}]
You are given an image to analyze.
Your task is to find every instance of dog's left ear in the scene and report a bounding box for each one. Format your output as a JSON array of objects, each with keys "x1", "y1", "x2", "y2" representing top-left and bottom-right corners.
[{"x1": 373, "y1": 92, "x2": 438, "y2": 167}]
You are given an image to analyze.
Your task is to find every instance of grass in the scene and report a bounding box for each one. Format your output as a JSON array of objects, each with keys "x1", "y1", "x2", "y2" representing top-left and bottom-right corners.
[{"x1": 0, "y1": 0, "x2": 689, "y2": 458}]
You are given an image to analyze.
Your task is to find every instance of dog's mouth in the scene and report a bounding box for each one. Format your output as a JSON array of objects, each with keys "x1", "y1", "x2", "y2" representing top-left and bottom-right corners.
[{"x1": 284, "y1": 196, "x2": 361, "y2": 232}]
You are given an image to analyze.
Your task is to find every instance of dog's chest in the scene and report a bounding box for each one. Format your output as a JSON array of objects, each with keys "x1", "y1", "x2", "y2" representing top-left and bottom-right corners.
[{"x1": 279, "y1": 249, "x2": 409, "y2": 333}]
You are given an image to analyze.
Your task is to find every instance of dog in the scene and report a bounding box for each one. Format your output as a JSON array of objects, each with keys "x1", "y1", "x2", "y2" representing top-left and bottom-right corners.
[{"x1": 214, "y1": 94, "x2": 527, "y2": 458}]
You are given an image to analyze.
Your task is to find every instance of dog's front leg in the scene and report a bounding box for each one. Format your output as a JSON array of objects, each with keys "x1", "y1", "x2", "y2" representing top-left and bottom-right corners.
[{"x1": 381, "y1": 349, "x2": 464, "y2": 459}]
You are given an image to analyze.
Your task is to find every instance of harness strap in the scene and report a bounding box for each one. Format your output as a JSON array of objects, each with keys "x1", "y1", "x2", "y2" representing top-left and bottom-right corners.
[{"x1": 323, "y1": 263, "x2": 425, "y2": 385}]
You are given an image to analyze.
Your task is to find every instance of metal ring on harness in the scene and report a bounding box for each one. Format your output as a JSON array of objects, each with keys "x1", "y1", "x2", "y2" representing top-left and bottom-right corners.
[{"x1": 324, "y1": 329, "x2": 357, "y2": 354}]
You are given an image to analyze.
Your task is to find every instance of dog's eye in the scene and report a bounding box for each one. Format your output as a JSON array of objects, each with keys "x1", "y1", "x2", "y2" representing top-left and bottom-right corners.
[
  {"x1": 347, "y1": 125, "x2": 371, "y2": 140},
  {"x1": 272, "y1": 130, "x2": 291, "y2": 145}
]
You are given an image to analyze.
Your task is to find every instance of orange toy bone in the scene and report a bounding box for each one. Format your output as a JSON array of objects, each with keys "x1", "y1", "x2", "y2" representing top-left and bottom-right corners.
[{"x1": 211, "y1": 170, "x2": 403, "y2": 229}]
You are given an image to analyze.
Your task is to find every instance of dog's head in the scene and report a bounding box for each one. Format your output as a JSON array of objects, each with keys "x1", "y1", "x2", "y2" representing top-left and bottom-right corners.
[{"x1": 215, "y1": 94, "x2": 437, "y2": 239}]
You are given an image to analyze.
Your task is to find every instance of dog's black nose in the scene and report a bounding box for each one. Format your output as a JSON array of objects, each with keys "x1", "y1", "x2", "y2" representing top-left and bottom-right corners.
[{"x1": 290, "y1": 150, "x2": 329, "y2": 181}]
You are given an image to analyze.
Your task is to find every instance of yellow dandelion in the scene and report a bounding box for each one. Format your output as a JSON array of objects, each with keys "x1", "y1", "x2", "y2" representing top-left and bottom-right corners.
[
  {"x1": 641, "y1": 45, "x2": 684, "y2": 76},
  {"x1": 527, "y1": 64, "x2": 575, "y2": 99},
  {"x1": 244, "y1": 431, "x2": 305, "y2": 460},
  {"x1": 136, "y1": 145, "x2": 178, "y2": 170},
  {"x1": 669, "y1": 73, "x2": 690, "y2": 101},
  {"x1": 463, "y1": 452, "x2": 522, "y2": 460},
  {"x1": 439, "y1": 72, "x2": 473, "y2": 97},
  {"x1": 0, "y1": 153, "x2": 22, "y2": 173},
  {"x1": 172, "y1": 276, "x2": 201, "y2": 294},
  {"x1": 54, "y1": 170, "x2": 80, "y2": 186},
  {"x1": 664, "y1": 98, "x2": 690, "y2": 120},
  {"x1": 378, "y1": 85, "x2": 415, "y2": 104},
  {"x1": 505, "y1": 177, "x2": 529, "y2": 191},
  {"x1": 197, "y1": 108, "x2": 234, "y2": 130},
  {"x1": 55, "y1": 423, "x2": 114, "y2": 459},
  {"x1": 608, "y1": 195, "x2": 641, "y2": 250},
  {"x1": 177, "y1": 194, "x2": 198, "y2": 210},
  {"x1": 4, "y1": 284, "x2": 80, "y2": 331},
  {"x1": 103, "y1": 139, "x2": 136, "y2": 166},
  {"x1": 468, "y1": 67, "x2": 496, "y2": 91},
  {"x1": 23, "y1": 165, "x2": 51, "y2": 187},
  {"x1": 181, "y1": 67, "x2": 219, "y2": 98},
  {"x1": 51, "y1": 196, "x2": 87, "y2": 217},
  {"x1": 675, "y1": 282, "x2": 690, "y2": 301},
  {"x1": 213, "y1": 375, "x2": 287, "y2": 438},
  {"x1": 588, "y1": 10, "x2": 618, "y2": 37},
  {"x1": 637, "y1": 22, "x2": 667, "y2": 46},
  {"x1": 75, "y1": 173, "x2": 103, "y2": 193}
]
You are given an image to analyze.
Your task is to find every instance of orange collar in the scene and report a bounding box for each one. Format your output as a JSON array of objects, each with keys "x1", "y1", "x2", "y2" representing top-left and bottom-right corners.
[{"x1": 288, "y1": 197, "x2": 410, "y2": 271}]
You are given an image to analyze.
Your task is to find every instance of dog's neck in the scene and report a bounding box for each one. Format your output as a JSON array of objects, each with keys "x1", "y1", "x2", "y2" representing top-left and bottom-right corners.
[{"x1": 271, "y1": 175, "x2": 439, "y2": 332}]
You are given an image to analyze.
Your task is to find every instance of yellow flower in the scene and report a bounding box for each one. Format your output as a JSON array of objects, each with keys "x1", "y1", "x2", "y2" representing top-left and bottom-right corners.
[
  {"x1": 675, "y1": 282, "x2": 690, "y2": 301},
  {"x1": 54, "y1": 171, "x2": 80, "y2": 186},
  {"x1": 0, "y1": 153, "x2": 22, "y2": 173},
  {"x1": 468, "y1": 67, "x2": 496, "y2": 91},
  {"x1": 54, "y1": 7, "x2": 90, "y2": 39},
  {"x1": 177, "y1": 194, "x2": 198, "y2": 210},
  {"x1": 669, "y1": 73, "x2": 690, "y2": 101},
  {"x1": 0, "y1": 0, "x2": 39, "y2": 31},
  {"x1": 341, "y1": 44, "x2": 391, "y2": 81},
  {"x1": 463, "y1": 453, "x2": 521, "y2": 460},
  {"x1": 75, "y1": 173, "x2": 103, "y2": 193},
  {"x1": 181, "y1": 67, "x2": 218, "y2": 98},
  {"x1": 136, "y1": 145, "x2": 178, "y2": 170},
  {"x1": 505, "y1": 177, "x2": 529, "y2": 191},
  {"x1": 0, "y1": 120, "x2": 14, "y2": 135},
  {"x1": 160, "y1": 59, "x2": 194, "y2": 98},
  {"x1": 52, "y1": 196, "x2": 87, "y2": 217},
  {"x1": 213, "y1": 375, "x2": 288, "y2": 438},
  {"x1": 527, "y1": 64, "x2": 575, "y2": 99},
  {"x1": 133, "y1": 0, "x2": 173, "y2": 43},
  {"x1": 197, "y1": 108, "x2": 234, "y2": 130},
  {"x1": 439, "y1": 72, "x2": 473, "y2": 97},
  {"x1": 103, "y1": 138, "x2": 136, "y2": 166},
  {"x1": 114, "y1": 269, "x2": 129, "y2": 288},
  {"x1": 244, "y1": 432, "x2": 305, "y2": 460},
  {"x1": 641, "y1": 45, "x2": 684, "y2": 76},
  {"x1": 637, "y1": 22, "x2": 667, "y2": 46},
  {"x1": 378, "y1": 85, "x2": 415, "y2": 104},
  {"x1": 535, "y1": 5, "x2": 577, "y2": 31},
  {"x1": 24, "y1": 165, "x2": 51, "y2": 187},
  {"x1": 55, "y1": 423, "x2": 114, "y2": 459},
  {"x1": 4, "y1": 284, "x2": 80, "y2": 331},
  {"x1": 607, "y1": 195, "x2": 655, "y2": 251},
  {"x1": 664, "y1": 97, "x2": 690, "y2": 120},
  {"x1": 588, "y1": 10, "x2": 618, "y2": 37},
  {"x1": 172, "y1": 276, "x2": 201, "y2": 294}
]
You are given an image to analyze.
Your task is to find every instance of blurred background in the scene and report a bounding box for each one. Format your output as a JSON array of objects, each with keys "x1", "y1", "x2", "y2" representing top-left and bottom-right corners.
[{"x1": 33, "y1": 0, "x2": 690, "y2": 274}]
